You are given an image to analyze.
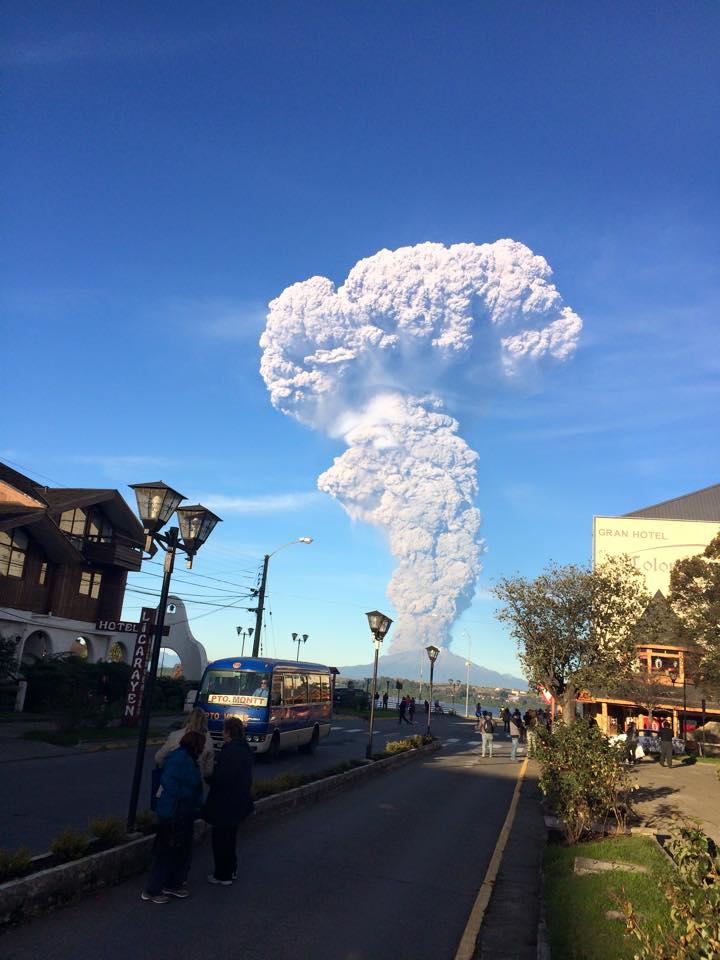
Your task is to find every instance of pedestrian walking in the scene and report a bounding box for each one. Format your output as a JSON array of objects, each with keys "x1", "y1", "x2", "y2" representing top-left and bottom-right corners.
[
  {"x1": 409, "y1": 697, "x2": 416, "y2": 723},
  {"x1": 480, "y1": 711, "x2": 494, "y2": 758},
  {"x1": 424, "y1": 699, "x2": 430, "y2": 716},
  {"x1": 398, "y1": 695, "x2": 412, "y2": 725},
  {"x1": 382, "y1": 691, "x2": 389, "y2": 710},
  {"x1": 508, "y1": 715, "x2": 522, "y2": 761},
  {"x1": 203, "y1": 717, "x2": 254, "y2": 886},
  {"x1": 625, "y1": 721, "x2": 639, "y2": 766},
  {"x1": 474, "y1": 702, "x2": 482, "y2": 730},
  {"x1": 501, "y1": 707, "x2": 511, "y2": 734},
  {"x1": 141, "y1": 730, "x2": 204, "y2": 903},
  {"x1": 659, "y1": 721, "x2": 674, "y2": 768},
  {"x1": 525, "y1": 711, "x2": 539, "y2": 758}
]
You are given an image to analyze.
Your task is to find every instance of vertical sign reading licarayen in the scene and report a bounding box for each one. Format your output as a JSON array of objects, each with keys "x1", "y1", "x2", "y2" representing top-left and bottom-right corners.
[{"x1": 123, "y1": 607, "x2": 155, "y2": 725}]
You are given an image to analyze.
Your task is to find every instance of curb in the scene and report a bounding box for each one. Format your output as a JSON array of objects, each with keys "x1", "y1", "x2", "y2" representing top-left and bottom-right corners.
[{"x1": 0, "y1": 739, "x2": 441, "y2": 928}]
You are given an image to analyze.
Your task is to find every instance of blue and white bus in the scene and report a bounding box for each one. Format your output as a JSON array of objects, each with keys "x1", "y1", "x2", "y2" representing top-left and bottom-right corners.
[{"x1": 195, "y1": 656, "x2": 333, "y2": 759}]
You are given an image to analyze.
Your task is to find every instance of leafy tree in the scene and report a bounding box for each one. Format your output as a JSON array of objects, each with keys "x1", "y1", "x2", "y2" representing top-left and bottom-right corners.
[
  {"x1": 0, "y1": 634, "x2": 21, "y2": 680},
  {"x1": 493, "y1": 555, "x2": 650, "y2": 722},
  {"x1": 669, "y1": 529, "x2": 720, "y2": 684}
]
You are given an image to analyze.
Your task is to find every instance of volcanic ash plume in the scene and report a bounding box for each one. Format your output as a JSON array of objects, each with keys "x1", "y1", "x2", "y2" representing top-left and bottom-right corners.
[{"x1": 259, "y1": 240, "x2": 582, "y2": 652}]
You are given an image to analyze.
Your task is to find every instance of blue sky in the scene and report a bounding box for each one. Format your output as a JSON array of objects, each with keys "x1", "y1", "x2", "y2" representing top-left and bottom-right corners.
[{"x1": 3, "y1": 2, "x2": 719, "y2": 677}]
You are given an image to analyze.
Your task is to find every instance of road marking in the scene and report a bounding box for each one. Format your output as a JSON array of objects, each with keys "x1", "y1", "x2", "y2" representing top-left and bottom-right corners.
[
  {"x1": 331, "y1": 726, "x2": 345, "y2": 730},
  {"x1": 345, "y1": 728, "x2": 364, "y2": 733},
  {"x1": 444, "y1": 738, "x2": 460, "y2": 744},
  {"x1": 454, "y1": 758, "x2": 528, "y2": 960}
]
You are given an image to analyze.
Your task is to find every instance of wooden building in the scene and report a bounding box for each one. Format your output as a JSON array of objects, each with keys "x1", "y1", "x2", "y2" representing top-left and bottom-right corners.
[{"x1": 0, "y1": 461, "x2": 145, "y2": 664}]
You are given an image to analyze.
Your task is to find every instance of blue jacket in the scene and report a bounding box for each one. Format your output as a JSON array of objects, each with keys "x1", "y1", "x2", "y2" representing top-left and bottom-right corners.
[{"x1": 156, "y1": 746, "x2": 203, "y2": 821}]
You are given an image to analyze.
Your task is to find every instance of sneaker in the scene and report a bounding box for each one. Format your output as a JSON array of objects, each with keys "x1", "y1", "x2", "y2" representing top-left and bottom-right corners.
[
  {"x1": 163, "y1": 888, "x2": 189, "y2": 899},
  {"x1": 207, "y1": 874, "x2": 232, "y2": 886},
  {"x1": 141, "y1": 892, "x2": 170, "y2": 904}
]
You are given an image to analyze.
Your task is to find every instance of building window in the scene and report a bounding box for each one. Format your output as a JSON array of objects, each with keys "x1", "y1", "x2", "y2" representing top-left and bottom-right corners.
[
  {"x1": 59, "y1": 508, "x2": 87, "y2": 537},
  {"x1": 79, "y1": 570, "x2": 102, "y2": 599},
  {"x1": 38, "y1": 562, "x2": 48, "y2": 586},
  {"x1": 86, "y1": 510, "x2": 113, "y2": 543},
  {"x1": 71, "y1": 636, "x2": 89, "y2": 659},
  {"x1": 0, "y1": 529, "x2": 28, "y2": 578}
]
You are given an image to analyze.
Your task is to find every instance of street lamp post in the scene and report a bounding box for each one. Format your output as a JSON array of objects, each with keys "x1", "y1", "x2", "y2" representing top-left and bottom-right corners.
[
  {"x1": 669, "y1": 662, "x2": 688, "y2": 738},
  {"x1": 464, "y1": 661, "x2": 471, "y2": 718},
  {"x1": 425, "y1": 645, "x2": 440, "y2": 736},
  {"x1": 293, "y1": 632, "x2": 309, "y2": 660},
  {"x1": 365, "y1": 610, "x2": 393, "y2": 760},
  {"x1": 126, "y1": 482, "x2": 221, "y2": 831},
  {"x1": 236, "y1": 626, "x2": 254, "y2": 656},
  {"x1": 251, "y1": 538, "x2": 313, "y2": 657}
]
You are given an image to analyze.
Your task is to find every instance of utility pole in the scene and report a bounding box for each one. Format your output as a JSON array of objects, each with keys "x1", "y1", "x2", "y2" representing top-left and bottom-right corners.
[{"x1": 252, "y1": 554, "x2": 270, "y2": 657}]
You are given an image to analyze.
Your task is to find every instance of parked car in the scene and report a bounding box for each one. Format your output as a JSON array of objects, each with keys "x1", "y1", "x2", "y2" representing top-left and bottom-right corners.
[{"x1": 333, "y1": 687, "x2": 368, "y2": 710}]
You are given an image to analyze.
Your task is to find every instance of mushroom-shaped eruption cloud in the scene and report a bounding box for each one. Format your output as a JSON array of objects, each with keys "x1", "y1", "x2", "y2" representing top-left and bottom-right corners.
[{"x1": 259, "y1": 240, "x2": 582, "y2": 653}]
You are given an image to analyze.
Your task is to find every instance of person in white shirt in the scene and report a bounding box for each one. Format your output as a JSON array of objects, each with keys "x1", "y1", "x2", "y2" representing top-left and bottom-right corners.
[{"x1": 155, "y1": 708, "x2": 215, "y2": 780}]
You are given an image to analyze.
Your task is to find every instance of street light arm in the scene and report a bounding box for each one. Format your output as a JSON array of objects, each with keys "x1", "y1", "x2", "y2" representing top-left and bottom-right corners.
[
  {"x1": 252, "y1": 538, "x2": 312, "y2": 657},
  {"x1": 269, "y1": 537, "x2": 313, "y2": 558}
]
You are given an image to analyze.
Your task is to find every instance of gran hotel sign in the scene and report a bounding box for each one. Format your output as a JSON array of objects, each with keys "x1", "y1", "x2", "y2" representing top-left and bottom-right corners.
[{"x1": 592, "y1": 516, "x2": 719, "y2": 595}]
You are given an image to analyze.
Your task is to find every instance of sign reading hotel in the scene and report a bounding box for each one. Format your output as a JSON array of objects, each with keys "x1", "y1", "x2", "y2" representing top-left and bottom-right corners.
[
  {"x1": 592, "y1": 516, "x2": 719, "y2": 595},
  {"x1": 123, "y1": 607, "x2": 155, "y2": 725}
]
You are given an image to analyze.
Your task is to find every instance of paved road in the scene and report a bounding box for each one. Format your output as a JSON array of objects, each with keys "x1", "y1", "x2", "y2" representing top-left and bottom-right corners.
[
  {"x1": 0, "y1": 721, "x2": 527, "y2": 960},
  {"x1": 1, "y1": 713, "x2": 471, "y2": 854}
]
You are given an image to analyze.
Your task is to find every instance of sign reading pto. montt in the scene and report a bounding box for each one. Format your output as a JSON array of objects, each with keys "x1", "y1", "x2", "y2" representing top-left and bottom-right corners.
[{"x1": 123, "y1": 607, "x2": 155, "y2": 725}]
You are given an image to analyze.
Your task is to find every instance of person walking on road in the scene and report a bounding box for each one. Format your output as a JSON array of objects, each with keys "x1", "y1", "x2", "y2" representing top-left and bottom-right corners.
[
  {"x1": 382, "y1": 691, "x2": 389, "y2": 710},
  {"x1": 203, "y1": 716, "x2": 254, "y2": 886},
  {"x1": 475, "y1": 702, "x2": 482, "y2": 730},
  {"x1": 508, "y1": 715, "x2": 522, "y2": 761},
  {"x1": 142, "y1": 730, "x2": 204, "y2": 904},
  {"x1": 398, "y1": 695, "x2": 412, "y2": 725},
  {"x1": 409, "y1": 697, "x2": 416, "y2": 723},
  {"x1": 480, "y1": 711, "x2": 494, "y2": 758},
  {"x1": 659, "y1": 721, "x2": 674, "y2": 768},
  {"x1": 501, "y1": 707, "x2": 511, "y2": 734},
  {"x1": 625, "y1": 721, "x2": 639, "y2": 766}
]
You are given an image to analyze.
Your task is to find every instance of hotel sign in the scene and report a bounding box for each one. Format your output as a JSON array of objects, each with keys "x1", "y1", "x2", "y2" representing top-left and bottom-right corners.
[
  {"x1": 96, "y1": 618, "x2": 169, "y2": 636},
  {"x1": 592, "y1": 516, "x2": 719, "y2": 595},
  {"x1": 123, "y1": 607, "x2": 155, "y2": 725}
]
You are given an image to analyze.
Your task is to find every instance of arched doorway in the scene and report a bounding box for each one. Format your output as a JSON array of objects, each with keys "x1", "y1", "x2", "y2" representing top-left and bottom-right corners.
[
  {"x1": 108, "y1": 640, "x2": 128, "y2": 664},
  {"x1": 21, "y1": 631, "x2": 52, "y2": 664},
  {"x1": 70, "y1": 635, "x2": 93, "y2": 660}
]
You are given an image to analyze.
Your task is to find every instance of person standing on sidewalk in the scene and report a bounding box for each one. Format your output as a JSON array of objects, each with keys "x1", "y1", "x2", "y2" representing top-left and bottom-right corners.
[
  {"x1": 142, "y1": 730, "x2": 204, "y2": 904},
  {"x1": 480, "y1": 711, "x2": 494, "y2": 758},
  {"x1": 508, "y1": 715, "x2": 522, "y2": 761},
  {"x1": 203, "y1": 717, "x2": 254, "y2": 886},
  {"x1": 659, "y1": 721, "x2": 674, "y2": 768},
  {"x1": 501, "y1": 707, "x2": 511, "y2": 734}
]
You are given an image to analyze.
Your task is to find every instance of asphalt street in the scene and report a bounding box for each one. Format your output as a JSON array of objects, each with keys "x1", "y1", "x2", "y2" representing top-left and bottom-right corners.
[
  {"x1": 0, "y1": 718, "x2": 526, "y2": 960},
  {"x1": 2, "y1": 712, "x2": 479, "y2": 854}
]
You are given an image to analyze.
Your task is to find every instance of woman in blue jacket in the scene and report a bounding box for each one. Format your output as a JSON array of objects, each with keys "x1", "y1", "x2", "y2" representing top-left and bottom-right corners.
[{"x1": 142, "y1": 730, "x2": 204, "y2": 904}]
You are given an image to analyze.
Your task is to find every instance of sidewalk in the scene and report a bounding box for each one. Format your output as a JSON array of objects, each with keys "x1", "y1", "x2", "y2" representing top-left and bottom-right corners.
[{"x1": 631, "y1": 756, "x2": 720, "y2": 843}]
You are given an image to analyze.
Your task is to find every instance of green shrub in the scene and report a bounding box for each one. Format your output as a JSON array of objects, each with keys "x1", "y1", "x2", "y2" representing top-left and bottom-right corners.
[
  {"x1": 537, "y1": 718, "x2": 632, "y2": 843},
  {"x1": 252, "y1": 760, "x2": 366, "y2": 800},
  {"x1": 134, "y1": 810, "x2": 157, "y2": 835},
  {"x1": 23, "y1": 656, "x2": 131, "y2": 730},
  {"x1": 88, "y1": 815, "x2": 126, "y2": 848},
  {"x1": 51, "y1": 827, "x2": 89, "y2": 863},
  {"x1": 0, "y1": 846, "x2": 32, "y2": 882},
  {"x1": 384, "y1": 734, "x2": 433, "y2": 754},
  {"x1": 623, "y1": 821, "x2": 720, "y2": 958}
]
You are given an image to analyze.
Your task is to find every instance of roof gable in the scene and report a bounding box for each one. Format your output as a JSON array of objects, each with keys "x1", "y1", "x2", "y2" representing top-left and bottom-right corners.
[{"x1": 624, "y1": 483, "x2": 720, "y2": 523}]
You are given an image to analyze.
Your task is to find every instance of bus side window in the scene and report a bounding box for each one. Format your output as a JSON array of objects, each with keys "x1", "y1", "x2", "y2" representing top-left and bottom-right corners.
[
  {"x1": 271, "y1": 675, "x2": 282, "y2": 707},
  {"x1": 320, "y1": 675, "x2": 331, "y2": 702},
  {"x1": 282, "y1": 674, "x2": 294, "y2": 706},
  {"x1": 295, "y1": 674, "x2": 309, "y2": 704},
  {"x1": 309, "y1": 674, "x2": 321, "y2": 702}
]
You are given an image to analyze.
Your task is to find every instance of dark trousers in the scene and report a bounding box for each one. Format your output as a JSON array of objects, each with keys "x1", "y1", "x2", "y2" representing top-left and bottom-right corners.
[
  {"x1": 211, "y1": 824, "x2": 239, "y2": 881},
  {"x1": 660, "y1": 742, "x2": 673, "y2": 767},
  {"x1": 398, "y1": 712, "x2": 411, "y2": 724},
  {"x1": 146, "y1": 816, "x2": 194, "y2": 894}
]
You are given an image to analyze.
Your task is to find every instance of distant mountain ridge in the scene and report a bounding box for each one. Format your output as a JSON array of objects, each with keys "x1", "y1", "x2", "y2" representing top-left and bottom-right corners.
[{"x1": 338, "y1": 649, "x2": 526, "y2": 690}]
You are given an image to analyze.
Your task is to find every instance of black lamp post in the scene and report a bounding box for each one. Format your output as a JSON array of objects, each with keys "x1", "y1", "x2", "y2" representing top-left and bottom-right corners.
[
  {"x1": 126, "y1": 482, "x2": 221, "y2": 831},
  {"x1": 425, "y1": 645, "x2": 440, "y2": 736},
  {"x1": 668, "y1": 661, "x2": 687, "y2": 739},
  {"x1": 365, "y1": 610, "x2": 393, "y2": 760},
  {"x1": 293, "y1": 632, "x2": 309, "y2": 660},
  {"x1": 236, "y1": 626, "x2": 254, "y2": 656}
]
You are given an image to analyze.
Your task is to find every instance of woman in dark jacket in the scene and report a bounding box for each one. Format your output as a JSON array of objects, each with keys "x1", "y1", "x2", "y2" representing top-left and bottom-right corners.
[
  {"x1": 204, "y1": 716, "x2": 254, "y2": 885},
  {"x1": 142, "y1": 730, "x2": 204, "y2": 903}
]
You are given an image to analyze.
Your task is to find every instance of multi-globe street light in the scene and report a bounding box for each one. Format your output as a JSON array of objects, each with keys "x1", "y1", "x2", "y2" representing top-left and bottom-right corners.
[
  {"x1": 425, "y1": 645, "x2": 440, "y2": 736},
  {"x1": 251, "y1": 537, "x2": 313, "y2": 656},
  {"x1": 293, "y1": 632, "x2": 309, "y2": 660},
  {"x1": 236, "y1": 626, "x2": 254, "y2": 656},
  {"x1": 126, "y1": 481, "x2": 221, "y2": 831},
  {"x1": 365, "y1": 610, "x2": 393, "y2": 760}
]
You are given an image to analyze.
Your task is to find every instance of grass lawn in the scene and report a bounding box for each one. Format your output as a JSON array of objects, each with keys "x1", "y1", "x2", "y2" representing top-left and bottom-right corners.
[{"x1": 544, "y1": 835, "x2": 672, "y2": 960}]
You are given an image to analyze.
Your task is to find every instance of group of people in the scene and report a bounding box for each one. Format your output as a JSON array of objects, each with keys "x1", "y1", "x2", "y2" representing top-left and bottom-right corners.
[
  {"x1": 141, "y1": 708, "x2": 254, "y2": 904},
  {"x1": 624, "y1": 719, "x2": 675, "y2": 768},
  {"x1": 474, "y1": 705, "x2": 551, "y2": 761},
  {"x1": 397, "y1": 695, "x2": 417, "y2": 724}
]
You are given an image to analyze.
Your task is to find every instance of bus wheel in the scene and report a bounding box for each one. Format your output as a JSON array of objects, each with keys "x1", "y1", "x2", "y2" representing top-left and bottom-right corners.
[
  {"x1": 300, "y1": 726, "x2": 319, "y2": 755},
  {"x1": 266, "y1": 733, "x2": 280, "y2": 762}
]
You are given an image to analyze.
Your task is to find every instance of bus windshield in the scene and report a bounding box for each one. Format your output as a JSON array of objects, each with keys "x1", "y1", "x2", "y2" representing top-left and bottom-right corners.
[{"x1": 199, "y1": 669, "x2": 271, "y2": 704}]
